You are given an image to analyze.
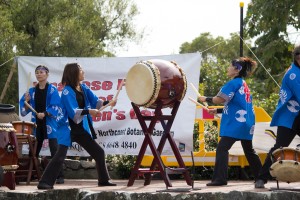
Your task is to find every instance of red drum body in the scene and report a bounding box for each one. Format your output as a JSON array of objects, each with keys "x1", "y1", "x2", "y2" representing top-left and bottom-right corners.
[
  {"x1": 0, "y1": 123, "x2": 18, "y2": 166},
  {"x1": 270, "y1": 147, "x2": 300, "y2": 182},
  {"x1": 11, "y1": 121, "x2": 35, "y2": 135},
  {"x1": 125, "y1": 59, "x2": 187, "y2": 109}
]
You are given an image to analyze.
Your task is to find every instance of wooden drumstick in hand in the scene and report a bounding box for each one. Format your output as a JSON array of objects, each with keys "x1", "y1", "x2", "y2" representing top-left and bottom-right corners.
[
  {"x1": 114, "y1": 79, "x2": 125, "y2": 100},
  {"x1": 190, "y1": 82, "x2": 209, "y2": 107},
  {"x1": 26, "y1": 72, "x2": 31, "y2": 93},
  {"x1": 99, "y1": 100, "x2": 116, "y2": 112},
  {"x1": 188, "y1": 96, "x2": 219, "y2": 118},
  {"x1": 24, "y1": 101, "x2": 37, "y2": 114},
  {"x1": 188, "y1": 96, "x2": 209, "y2": 111},
  {"x1": 110, "y1": 79, "x2": 125, "y2": 109}
]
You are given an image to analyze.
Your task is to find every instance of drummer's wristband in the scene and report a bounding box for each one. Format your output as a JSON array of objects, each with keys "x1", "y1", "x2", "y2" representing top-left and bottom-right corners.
[
  {"x1": 44, "y1": 111, "x2": 49, "y2": 116},
  {"x1": 205, "y1": 97, "x2": 213, "y2": 103},
  {"x1": 81, "y1": 110, "x2": 89, "y2": 115},
  {"x1": 103, "y1": 101, "x2": 109, "y2": 106},
  {"x1": 216, "y1": 108, "x2": 223, "y2": 113}
]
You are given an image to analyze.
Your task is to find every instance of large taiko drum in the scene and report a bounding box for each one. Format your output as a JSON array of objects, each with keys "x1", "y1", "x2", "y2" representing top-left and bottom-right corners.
[
  {"x1": 0, "y1": 123, "x2": 18, "y2": 167},
  {"x1": 269, "y1": 147, "x2": 300, "y2": 183},
  {"x1": 125, "y1": 59, "x2": 187, "y2": 108},
  {"x1": 11, "y1": 121, "x2": 36, "y2": 135}
]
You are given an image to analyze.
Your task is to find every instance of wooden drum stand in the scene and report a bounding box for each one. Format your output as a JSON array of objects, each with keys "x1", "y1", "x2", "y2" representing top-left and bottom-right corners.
[{"x1": 127, "y1": 100, "x2": 192, "y2": 187}]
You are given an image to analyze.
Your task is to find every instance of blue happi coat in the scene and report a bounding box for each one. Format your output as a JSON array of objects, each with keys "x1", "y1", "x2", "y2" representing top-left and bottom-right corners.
[
  {"x1": 60, "y1": 84, "x2": 104, "y2": 144},
  {"x1": 271, "y1": 63, "x2": 300, "y2": 128},
  {"x1": 54, "y1": 103, "x2": 71, "y2": 147},
  {"x1": 217, "y1": 78, "x2": 255, "y2": 140},
  {"x1": 19, "y1": 83, "x2": 60, "y2": 138}
]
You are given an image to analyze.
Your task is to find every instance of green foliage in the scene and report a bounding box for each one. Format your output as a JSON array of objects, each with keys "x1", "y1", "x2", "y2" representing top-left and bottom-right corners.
[
  {"x1": 193, "y1": 122, "x2": 200, "y2": 152},
  {"x1": 203, "y1": 121, "x2": 219, "y2": 152},
  {"x1": 0, "y1": 0, "x2": 140, "y2": 106},
  {"x1": 244, "y1": 0, "x2": 299, "y2": 96},
  {"x1": 107, "y1": 155, "x2": 136, "y2": 179}
]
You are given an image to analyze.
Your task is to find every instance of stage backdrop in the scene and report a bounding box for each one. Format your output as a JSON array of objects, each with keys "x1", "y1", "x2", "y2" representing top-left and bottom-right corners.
[{"x1": 17, "y1": 53, "x2": 202, "y2": 156}]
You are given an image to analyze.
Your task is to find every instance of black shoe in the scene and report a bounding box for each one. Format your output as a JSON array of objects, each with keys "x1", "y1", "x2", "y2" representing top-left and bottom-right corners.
[
  {"x1": 206, "y1": 181, "x2": 227, "y2": 186},
  {"x1": 56, "y1": 177, "x2": 64, "y2": 184},
  {"x1": 98, "y1": 181, "x2": 117, "y2": 186},
  {"x1": 255, "y1": 179, "x2": 265, "y2": 188},
  {"x1": 37, "y1": 182, "x2": 53, "y2": 190}
]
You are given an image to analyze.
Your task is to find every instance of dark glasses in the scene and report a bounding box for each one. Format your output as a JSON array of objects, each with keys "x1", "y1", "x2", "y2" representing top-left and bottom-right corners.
[{"x1": 295, "y1": 52, "x2": 300, "y2": 56}]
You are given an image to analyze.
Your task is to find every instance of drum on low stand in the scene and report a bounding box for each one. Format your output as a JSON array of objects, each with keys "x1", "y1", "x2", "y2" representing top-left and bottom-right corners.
[
  {"x1": 11, "y1": 121, "x2": 41, "y2": 184},
  {"x1": 0, "y1": 104, "x2": 20, "y2": 190},
  {"x1": 11, "y1": 121, "x2": 36, "y2": 135},
  {"x1": 270, "y1": 147, "x2": 300, "y2": 183},
  {"x1": 125, "y1": 59, "x2": 187, "y2": 109},
  {"x1": 0, "y1": 123, "x2": 18, "y2": 190}
]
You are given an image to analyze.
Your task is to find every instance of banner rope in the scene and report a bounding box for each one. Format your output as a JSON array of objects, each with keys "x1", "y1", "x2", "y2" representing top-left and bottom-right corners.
[
  {"x1": 0, "y1": 56, "x2": 15, "y2": 68},
  {"x1": 240, "y1": 37, "x2": 280, "y2": 88}
]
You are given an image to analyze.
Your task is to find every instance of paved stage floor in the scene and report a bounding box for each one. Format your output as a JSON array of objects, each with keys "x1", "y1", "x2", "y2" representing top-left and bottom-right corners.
[{"x1": 1, "y1": 179, "x2": 300, "y2": 193}]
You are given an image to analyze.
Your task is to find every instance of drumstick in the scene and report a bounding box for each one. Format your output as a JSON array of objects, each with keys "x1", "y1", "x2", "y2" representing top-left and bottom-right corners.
[
  {"x1": 114, "y1": 79, "x2": 125, "y2": 101},
  {"x1": 188, "y1": 96, "x2": 220, "y2": 118},
  {"x1": 99, "y1": 101, "x2": 116, "y2": 112},
  {"x1": 190, "y1": 82, "x2": 209, "y2": 107},
  {"x1": 26, "y1": 72, "x2": 31, "y2": 93},
  {"x1": 110, "y1": 79, "x2": 125, "y2": 109},
  {"x1": 188, "y1": 96, "x2": 209, "y2": 111},
  {"x1": 24, "y1": 101, "x2": 37, "y2": 114}
]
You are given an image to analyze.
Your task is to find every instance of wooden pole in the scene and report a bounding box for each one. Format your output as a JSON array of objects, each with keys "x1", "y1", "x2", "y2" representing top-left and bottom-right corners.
[
  {"x1": 0, "y1": 60, "x2": 17, "y2": 103},
  {"x1": 240, "y1": 2, "x2": 244, "y2": 57}
]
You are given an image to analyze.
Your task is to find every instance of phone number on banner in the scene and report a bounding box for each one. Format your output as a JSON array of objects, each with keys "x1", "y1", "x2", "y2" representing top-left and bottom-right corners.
[{"x1": 99, "y1": 141, "x2": 137, "y2": 149}]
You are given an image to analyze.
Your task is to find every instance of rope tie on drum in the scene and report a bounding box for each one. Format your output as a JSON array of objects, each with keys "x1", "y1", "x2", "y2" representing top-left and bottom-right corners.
[{"x1": 240, "y1": 36, "x2": 280, "y2": 88}]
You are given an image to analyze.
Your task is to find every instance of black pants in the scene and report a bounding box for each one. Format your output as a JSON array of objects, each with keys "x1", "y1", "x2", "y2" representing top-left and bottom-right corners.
[
  {"x1": 39, "y1": 133, "x2": 110, "y2": 186},
  {"x1": 211, "y1": 136, "x2": 262, "y2": 183},
  {"x1": 39, "y1": 144, "x2": 68, "y2": 186},
  {"x1": 72, "y1": 133, "x2": 110, "y2": 183},
  {"x1": 257, "y1": 126, "x2": 300, "y2": 182},
  {"x1": 35, "y1": 124, "x2": 58, "y2": 157},
  {"x1": 35, "y1": 124, "x2": 64, "y2": 179}
]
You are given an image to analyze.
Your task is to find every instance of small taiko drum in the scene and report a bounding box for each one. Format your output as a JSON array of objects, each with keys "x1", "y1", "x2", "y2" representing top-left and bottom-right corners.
[
  {"x1": 125, "y1": 59, "x2": 187, "y2": 108},
  {"x1": 0, "y1": 123, "x2": 18, "y2": 167},
  {"x1": 11, "y1": 121, "x2": 36, "y2": 135},
  {"x1": 269, "y1": 147, "x2": 300, "y2": 182}
]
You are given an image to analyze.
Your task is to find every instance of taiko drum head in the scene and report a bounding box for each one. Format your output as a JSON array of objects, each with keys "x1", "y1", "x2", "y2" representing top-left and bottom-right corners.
[
  {"x1": 125, "y1": 59, "x2": 187, "y2": 109},
  {"x1": 126, "y1": 62, "x2": 159, "y2": 107},
  {"x1": 270, "y1": 160, "x2": 300, "y2": 182}
]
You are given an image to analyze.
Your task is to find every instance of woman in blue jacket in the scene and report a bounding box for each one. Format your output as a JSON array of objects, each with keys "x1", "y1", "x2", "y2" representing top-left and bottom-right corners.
[
  {"x1": 20, "y1": 65, "x2": 64, "y2": 183},
  {"x1": 198, "y1": 57, "x2": 262, "y2": 186},
  {"x1": 255, "y1": 45, "x2": 300, "y2": 188}
]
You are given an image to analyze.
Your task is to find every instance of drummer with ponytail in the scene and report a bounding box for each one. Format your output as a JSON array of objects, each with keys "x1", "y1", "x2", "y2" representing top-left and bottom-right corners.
[{"x1": 198, "y1": 57, "x2": 262, "y2": 186}]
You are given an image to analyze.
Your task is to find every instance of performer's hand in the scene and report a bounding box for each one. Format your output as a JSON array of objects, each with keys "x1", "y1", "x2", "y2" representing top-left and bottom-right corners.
[
  {"x1": 25, "y1": 92, "x2": 31, "y2": 102},
  {"x1": 208, "y1": 108, "x2": 217, "y2": 115},
  {"x1": 198, "y1": 96, "x2": 206, "y2": 103},
  {"x1": 89, "y1": 109, "x2": 100, "y2": 117},
  {"x1": 109, "y1": 99, "x2": 117, "y2": 107},
  {"x1": 37, "y1": 112, "x2": 45, "y2": 119}
]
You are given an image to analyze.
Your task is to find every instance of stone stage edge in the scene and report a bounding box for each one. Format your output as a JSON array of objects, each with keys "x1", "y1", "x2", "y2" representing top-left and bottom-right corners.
[{"x1": 1, "y1": 179, "x2": 300, "y2": 200}]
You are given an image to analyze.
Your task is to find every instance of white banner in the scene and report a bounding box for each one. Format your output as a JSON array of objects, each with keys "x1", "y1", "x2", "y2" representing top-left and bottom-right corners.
[{"x1": 17, "y1": 53, "x2": 202, "y2": 156}]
